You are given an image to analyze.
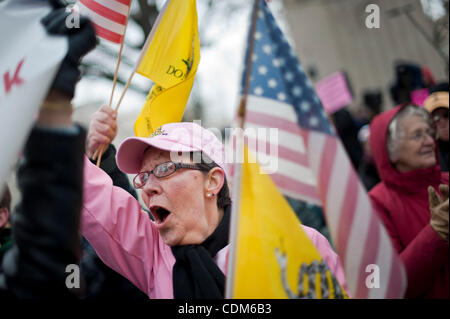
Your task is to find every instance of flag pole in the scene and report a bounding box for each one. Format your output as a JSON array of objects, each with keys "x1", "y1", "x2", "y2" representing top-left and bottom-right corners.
[
  {"x1": 114, "y1": 70, "x2": 136, "y2": 112},
  {"x1": 95, "y1": 69, "x2": 134, "y2": 163},
  {"x1": 109, "y1": 38, "x2": 127, "y2": 107},
  {"x1": 95, "y1": 67, "x2": 135, "y2": 165},
  {"x1": 94, "y1": 4, "x2": 132, "y2": 166},
  {"x1": 225, "y1": 0, "x2": 260, "y2": 299},
  {"x1": 112, "y1": 0, "x2": 169, "y2": 114},
  {"x1": 94, "y1": 0, "x2": 170, "y2": 159},
  {"x1": 238, "y1": 0, "x2": 260, "y2": 128},
  {"x1": 95, "y1": 1, "x2": 156, "y2": 165},
  {"x1": 95, "y1": 46, "x2": 129, "y2": 166}
]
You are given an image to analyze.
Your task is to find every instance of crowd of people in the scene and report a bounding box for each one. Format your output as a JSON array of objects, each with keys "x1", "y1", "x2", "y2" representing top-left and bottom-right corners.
[{"x1": 0, "y1": 0, "x2": 448, "y2": 300}]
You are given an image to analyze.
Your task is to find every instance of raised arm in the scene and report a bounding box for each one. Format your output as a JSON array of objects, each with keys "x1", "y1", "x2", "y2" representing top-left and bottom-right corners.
[
  {"x1": 1, "y1": 0, "x2": 96, "y2": 298},
  {"x1": 81, "y1": 158, "x2": 163, "y2": 296}
]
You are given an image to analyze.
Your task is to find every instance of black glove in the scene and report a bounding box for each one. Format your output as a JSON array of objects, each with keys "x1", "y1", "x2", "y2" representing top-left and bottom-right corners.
[
  {"x1": 41, "y1": 2, "x2": 97, "y2": 98},
  {"x1": 48, "y1": 0, "x2": 67, "y2": 9}
]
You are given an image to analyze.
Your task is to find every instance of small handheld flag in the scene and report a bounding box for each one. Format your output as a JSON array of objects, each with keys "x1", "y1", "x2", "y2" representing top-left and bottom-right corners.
[
  {"x1": 78, "y1": 0, "x2": 132, "y2": 44},
  {"x1": 134, "y1": 0, "x2": 200, "y2": 137}
]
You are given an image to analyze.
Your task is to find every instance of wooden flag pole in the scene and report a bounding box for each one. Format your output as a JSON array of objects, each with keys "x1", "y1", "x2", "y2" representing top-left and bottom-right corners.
[
  {"x1": 94, "y1": 42, "x2": 126, "y2": 166},
  {"x1": 95, "y1": 0, "x2": 152, "y2": 164},
  {"x1": 238, "y1": 1, "x2": 260, "y2": 128},
  {"x1": 94, "y1": 71, "x2": 136, "y2": 167},
  {"x1": 95, "y1": 69, "x2": 136, "y2": 165},
  {"x1": 96, "y1": 70, "x2": 135, "y2": 166},
  {"x1": 109, "y1": 43, "x2": 125, "y2": 107},
  {"x1": 225, "y1": 0, "x2": 260, "y2": 299},
  {"x1": 114, "y1": 70, "x2": 136, "y2": 112},
  {"x1": 95, "y1": 4, "x2": 132, "y2": 166},
  {"x1": 110, "y1": 0, "x2": 162, "y2": 115},
  {"x1": 95, "y1": 0, "x2": 169, "y2": 161},
  {"x1": 112, "y1": 0, "x2": 170, "y2": 115}
]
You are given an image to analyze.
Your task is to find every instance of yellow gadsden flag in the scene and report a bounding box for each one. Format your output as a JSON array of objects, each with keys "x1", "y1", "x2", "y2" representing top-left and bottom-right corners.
[
  {"x1": 134, "y1": 0, "x2": 200, "y2": 137},
  {"x1": 228, "y1": 146, "x2": 347, "y2": 299}
]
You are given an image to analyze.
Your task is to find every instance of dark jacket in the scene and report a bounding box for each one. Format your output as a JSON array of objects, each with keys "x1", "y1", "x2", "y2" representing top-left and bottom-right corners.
[
  {"x1": 437, "y1": 139, "x2": 449, "y2": 172},
  {"x1": 0, "y1": 125, "x2": 86, "y2": 299},
  {"x1": 369, "y1": 106, "x2": 449, "y2": 299},
  {"x1": 0, "y1": 228, "x2": 12, "y2": 272},
  {"x1": 358, "y1": 156, "x2": 381, "y2": 191},
  {"x1": 332, "y1": 108, "x2": 364, "y2": 169}
]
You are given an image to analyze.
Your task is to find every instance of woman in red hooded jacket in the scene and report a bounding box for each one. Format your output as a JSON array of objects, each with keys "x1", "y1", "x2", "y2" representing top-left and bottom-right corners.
[{"x1": 369, "y1": 104, "x2": 449, "y2": 299}]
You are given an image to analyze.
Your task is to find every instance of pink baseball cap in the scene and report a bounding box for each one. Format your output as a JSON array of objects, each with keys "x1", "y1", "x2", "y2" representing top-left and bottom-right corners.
[{"x1": 116, "y1": 122, "x2": 227, "y2": 175}]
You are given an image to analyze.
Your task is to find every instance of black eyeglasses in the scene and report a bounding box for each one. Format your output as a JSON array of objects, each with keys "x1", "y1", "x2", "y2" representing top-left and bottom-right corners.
[{"x1": 133, "y1": 161, "x2": 205, "y2": 189}]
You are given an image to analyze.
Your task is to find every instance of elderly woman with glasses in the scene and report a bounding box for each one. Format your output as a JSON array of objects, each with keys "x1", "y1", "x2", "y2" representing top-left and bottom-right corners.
[
  {"x1": 80, "y1": 105, "x2": 347, "y2": 299},
  {"x1": 369, "y1": 104, "x2": 449, "y2": 299}
]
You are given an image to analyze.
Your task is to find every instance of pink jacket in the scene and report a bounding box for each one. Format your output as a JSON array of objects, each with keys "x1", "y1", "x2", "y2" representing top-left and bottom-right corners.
[{"x1": 81, "y1": 157, "x2": 349, "y2": 299}]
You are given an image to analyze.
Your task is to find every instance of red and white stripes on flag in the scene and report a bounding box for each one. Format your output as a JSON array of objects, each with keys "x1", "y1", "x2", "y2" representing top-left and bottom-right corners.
[
  {"x1": 78, "y1": 0, "x2": 131, "y2": 44},
  {"x1": 242, "y1": 95, "x2": 321, "y2": 206},
  {"x1": 305, "y1": 131, "x2": 407, "y2": 298},
  {"x1": 234, "y1": 0, "x2": 407, "y2": 298},
  {"x1": 235, "y1": 94, "x2": 407, "y2": 298}
]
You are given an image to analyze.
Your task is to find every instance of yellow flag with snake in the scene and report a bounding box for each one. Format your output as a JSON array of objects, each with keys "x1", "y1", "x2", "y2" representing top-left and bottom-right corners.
[
  {"x1": 134, "y1": 0, "x2": 200, "y2": 137},
  {"x1": 228, "y1": 146, "x2": 348, "y2": 299}
]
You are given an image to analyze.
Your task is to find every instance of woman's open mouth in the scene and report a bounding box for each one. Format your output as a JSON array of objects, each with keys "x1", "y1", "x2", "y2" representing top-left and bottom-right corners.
[
  {"x1": 150, "y1": 206, "x2": 172, "y2": 226},
  {"x1": 420, "y1": 149, "x2": 435, "y2": 158}
]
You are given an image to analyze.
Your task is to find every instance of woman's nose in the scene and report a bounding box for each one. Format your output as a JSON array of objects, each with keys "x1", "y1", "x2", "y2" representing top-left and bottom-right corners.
[
  {"x1": 142, "y1": 175, "x2": 162, "y2": 196},
  {"x1": 423, "y1": 133, "x2": 435, "y2": 146}
]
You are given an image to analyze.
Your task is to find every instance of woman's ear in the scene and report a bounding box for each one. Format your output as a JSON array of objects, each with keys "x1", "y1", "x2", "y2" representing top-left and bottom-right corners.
[
  {"x1": 204, "y1": 168, "x2": 225, "y2": 197},
  {"x1": 0, "y1": 208, "x2": 9, "y2": 229}
]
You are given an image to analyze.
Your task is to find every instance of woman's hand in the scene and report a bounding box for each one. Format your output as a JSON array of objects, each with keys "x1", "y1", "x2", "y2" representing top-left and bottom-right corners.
[
  {"x1": 86, "y1": 105, "x2": 118, "y2": 159},
  {"x1": 429, "y1": 184, "x2": 449, "y2": 242}
]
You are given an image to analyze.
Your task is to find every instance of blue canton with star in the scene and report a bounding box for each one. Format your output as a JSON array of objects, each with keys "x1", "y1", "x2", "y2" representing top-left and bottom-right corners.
[{"x1": 241, "y1": 0, "x2": 335, "y2": 136}]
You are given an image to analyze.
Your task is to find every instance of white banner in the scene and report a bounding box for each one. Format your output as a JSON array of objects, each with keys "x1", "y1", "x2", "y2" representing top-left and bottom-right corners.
[{"x1": 0, "y1": 0, "x2": 68, "y2": 192}]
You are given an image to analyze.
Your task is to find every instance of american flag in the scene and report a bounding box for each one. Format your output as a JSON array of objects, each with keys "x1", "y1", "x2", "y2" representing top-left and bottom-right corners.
[
  {"x1": 239, "y1": 0, "x2": 407, "y2": 298},
  {"x1": 78, "y1": 0, "x2": 131, "y2": 44}
]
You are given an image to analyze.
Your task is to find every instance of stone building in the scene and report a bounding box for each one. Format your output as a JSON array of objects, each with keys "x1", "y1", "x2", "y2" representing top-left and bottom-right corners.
[{"x1": 282, "y1": 0, "x2": 449, "y2": 110}]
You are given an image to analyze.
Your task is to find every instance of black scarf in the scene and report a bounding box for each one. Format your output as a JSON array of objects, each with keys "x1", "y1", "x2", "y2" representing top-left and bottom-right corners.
[{"x1": 171, "y1": 205, "x2": 230, "y2": 299}]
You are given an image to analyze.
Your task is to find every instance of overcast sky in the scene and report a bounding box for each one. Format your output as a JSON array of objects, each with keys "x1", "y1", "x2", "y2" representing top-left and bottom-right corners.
[{"x1": 421, "y1": 0, "x2": 447, "y2": 20}]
